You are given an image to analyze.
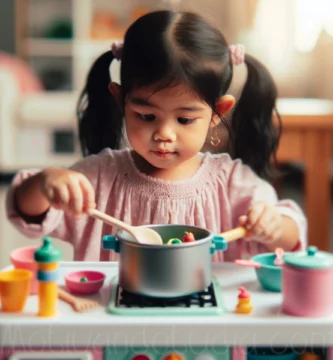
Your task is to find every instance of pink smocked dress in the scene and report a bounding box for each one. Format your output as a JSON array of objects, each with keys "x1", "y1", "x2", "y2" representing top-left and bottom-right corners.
[{"x1": 6, "y1": 148, "x2": 307, "y2": 262}]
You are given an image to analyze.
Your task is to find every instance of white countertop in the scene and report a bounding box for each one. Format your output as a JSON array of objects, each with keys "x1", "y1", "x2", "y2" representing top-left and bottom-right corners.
[{"x1": 1, "y1": 261, "x2": 333, "y2": 348}]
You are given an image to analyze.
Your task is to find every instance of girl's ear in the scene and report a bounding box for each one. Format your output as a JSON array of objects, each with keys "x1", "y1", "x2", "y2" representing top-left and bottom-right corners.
[
  {"x1": 212, "y1": 94, "x2": 235, "y2": 126},
  {"x1": 108, "y1": 82, "x2": 123, "y2": 110}
]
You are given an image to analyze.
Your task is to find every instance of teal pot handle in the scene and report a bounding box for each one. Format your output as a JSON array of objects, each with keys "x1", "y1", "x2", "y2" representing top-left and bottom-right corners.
[
  {"x1": 210, "y1": 235, "x2": 227, "y2": 255},
  {"x1": 102, "y1": 235, "x2": 120, "y2": 253}
]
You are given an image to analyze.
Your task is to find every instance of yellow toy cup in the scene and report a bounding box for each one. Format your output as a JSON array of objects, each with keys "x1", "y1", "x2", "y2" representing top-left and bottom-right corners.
[{"x1": 0, "y1": 269, "x2": 32, "y2": 312}]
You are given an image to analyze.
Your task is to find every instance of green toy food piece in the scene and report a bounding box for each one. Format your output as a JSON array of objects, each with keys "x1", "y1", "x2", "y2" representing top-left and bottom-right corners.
[
  {"x1": 80, "y1": 277, "x2": 88, "y2": 282},
  {"x1": 167, "y1": 238, "x2": 182, "y2": 245}
]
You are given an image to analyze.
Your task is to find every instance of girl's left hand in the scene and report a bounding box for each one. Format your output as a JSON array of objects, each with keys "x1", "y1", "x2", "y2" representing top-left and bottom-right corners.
[{"x1": 239, "y1": 201, "x2": 283, "y2": 244}]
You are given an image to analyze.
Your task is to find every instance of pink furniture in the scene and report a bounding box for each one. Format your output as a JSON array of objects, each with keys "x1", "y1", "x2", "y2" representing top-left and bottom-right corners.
[{"x1": 0, "y1": 348, "x2": 103, "y2": 360}]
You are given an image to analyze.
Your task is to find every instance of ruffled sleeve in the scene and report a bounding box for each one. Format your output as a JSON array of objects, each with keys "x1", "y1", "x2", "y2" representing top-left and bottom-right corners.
[
  {"x1": 5, "y1": 149, "x2": 113, "y2": 244},
  {"x1": 220, "y1": 154, "x2": 307, "y2": 256}
]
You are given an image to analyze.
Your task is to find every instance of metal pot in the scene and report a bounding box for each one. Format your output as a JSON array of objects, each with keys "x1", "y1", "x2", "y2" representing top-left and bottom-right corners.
[
  {"x1": 282, "y1": 246, "x2": 333, "y2": 317},
  {"x1": 102, "y1": 224, "x2": 228, "y2": 298}
]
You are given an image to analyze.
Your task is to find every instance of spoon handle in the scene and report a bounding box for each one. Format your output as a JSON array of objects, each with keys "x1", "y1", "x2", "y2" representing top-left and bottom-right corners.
[
  {"x1": 220, "y1": 226, "x2": 247, "y2": 242},
  {"x1": 88, "y1": 209, "x2": 133, "y2": 234},
  {"x1": 58, "y1": 287, "x2": 77, "y2": 304},
  {"x1": 235, "y1": 259, "x2": 262, "y2": 268}
]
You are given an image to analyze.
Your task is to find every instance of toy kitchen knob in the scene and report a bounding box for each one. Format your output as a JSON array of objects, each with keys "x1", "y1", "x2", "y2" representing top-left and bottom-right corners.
[
  {"x1": 195, "y1": 355, "x2": 216, "y2": 360},
  {"x1": 163, "y1": 353, "x2": 184, "y2": 360},
  {"x1": 131, "y1": 355, "x2": 151, "y2": 360}
]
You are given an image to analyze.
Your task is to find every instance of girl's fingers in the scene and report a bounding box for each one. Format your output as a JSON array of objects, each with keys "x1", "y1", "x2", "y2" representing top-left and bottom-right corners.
[
  {"x1": 42, "y1": 171, "x2": 95, "y2": 217},
  {"x1": 67, "y1": 178, "x2": 84, "y2": 215},
  {"x1": 44, "y1": 187, "x2": 55, "y2": 202},
  {"x1": 247, "y1": 203, "x2": 266, "y2": 228},
  {"x1": 54, "y1": 183, "x2": 70, "y2": 207},
  {"x1": 79, "y1": 176, "x2": 96, "y2": 211},
  {"x1": 262, "y1": 219, "x2": 282, "y2": 243},
  {"x1": 51, "y1": 201, "x2": 64, "y2": 210}
]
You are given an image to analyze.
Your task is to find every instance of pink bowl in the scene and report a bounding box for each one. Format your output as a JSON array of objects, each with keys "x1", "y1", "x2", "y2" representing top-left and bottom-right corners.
[
  {"x1": 65, "y1": 270, "x2": 106, "y2": 295},
  {"x1": 10, "y1": 246, "x2": 38, "y2": 294}
]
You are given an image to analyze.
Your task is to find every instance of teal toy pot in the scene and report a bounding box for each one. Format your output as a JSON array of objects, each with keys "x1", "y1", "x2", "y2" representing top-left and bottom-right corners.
[{"x1": 236, "y1": 252, "x2": 282, "y2": 292}]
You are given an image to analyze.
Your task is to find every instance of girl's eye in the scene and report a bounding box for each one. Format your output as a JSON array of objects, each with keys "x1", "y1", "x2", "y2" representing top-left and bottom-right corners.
[
  {"x1": 178, "y1": 117, "x2": 196, "y2": 125},
  {"x1": 136, "y1": 113, "x2": 156, "y2": 122}
]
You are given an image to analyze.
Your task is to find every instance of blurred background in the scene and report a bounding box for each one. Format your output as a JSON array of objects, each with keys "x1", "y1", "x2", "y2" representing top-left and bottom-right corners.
[{"x1": 0, "y1": 0, "x2": 332, "y2": 267}]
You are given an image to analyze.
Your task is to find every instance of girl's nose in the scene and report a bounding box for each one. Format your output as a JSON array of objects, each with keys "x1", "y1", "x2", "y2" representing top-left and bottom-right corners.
[{"x1": 153, "y1": 125, "x2": 176, "y2": 142}]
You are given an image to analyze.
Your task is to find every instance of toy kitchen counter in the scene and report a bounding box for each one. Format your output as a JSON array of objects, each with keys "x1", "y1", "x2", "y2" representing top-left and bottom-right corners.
[{"x1": 0, "y1": 261, "x2": 332, "y2": 360}]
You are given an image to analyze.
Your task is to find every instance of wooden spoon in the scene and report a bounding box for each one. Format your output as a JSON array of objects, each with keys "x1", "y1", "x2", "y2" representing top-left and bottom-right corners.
[
  {"x1": 87, "y1": 209, "x2": 163, "y2": 245},
  {"x1": 58, "y1": 287, "x2": 99, "y2": 312},
  {"x1": 219, "y1": 226, "x2": 247, "y2": 242}
]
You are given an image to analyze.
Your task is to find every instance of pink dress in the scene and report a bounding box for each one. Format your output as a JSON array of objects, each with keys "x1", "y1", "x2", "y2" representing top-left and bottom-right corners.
[{"x1": 6, "y1": 148, "x2": 307, "y2": 262}]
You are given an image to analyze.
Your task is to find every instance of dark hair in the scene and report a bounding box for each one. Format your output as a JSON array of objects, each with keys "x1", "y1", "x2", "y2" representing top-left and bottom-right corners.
[{"x1": 77, "y1": 10, "x2": 282, "y2": 178}]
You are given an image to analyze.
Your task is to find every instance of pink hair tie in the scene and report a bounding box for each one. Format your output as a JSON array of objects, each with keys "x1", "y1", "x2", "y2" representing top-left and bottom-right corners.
[
  {"x1": 111, "y1": 41, "x2": 123, "y2": 60},
  {"x1": 229, "y1": 44, "x2": 246, "y2": 66}
]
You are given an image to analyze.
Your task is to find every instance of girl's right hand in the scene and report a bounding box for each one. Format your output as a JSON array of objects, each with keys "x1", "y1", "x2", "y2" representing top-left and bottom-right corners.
[{"x1": 40, "y1": 168, "x2": 96, "y2": 217}]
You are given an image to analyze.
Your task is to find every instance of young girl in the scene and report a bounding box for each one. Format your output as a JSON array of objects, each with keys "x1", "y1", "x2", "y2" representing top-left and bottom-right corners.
[{"x1": 6, "y1": 10, "x2": 306, "y2": 262}]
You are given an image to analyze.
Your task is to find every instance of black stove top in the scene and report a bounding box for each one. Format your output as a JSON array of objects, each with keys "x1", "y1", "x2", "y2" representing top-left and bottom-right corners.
[
  {"x1": 116, "y1": 283, "x2": 218, "y2": 308},
  {"x1": 107, "y1": 276, "x2": 225, "y2": 315}
]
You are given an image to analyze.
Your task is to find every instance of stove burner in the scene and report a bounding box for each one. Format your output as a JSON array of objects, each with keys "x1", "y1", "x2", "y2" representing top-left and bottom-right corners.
[
  {"x1": 107, "y1": 276, "x2": 225, "y2": 315},
  {"x1": 117, "y1": 283, "x2": 217, "y2": 308}
]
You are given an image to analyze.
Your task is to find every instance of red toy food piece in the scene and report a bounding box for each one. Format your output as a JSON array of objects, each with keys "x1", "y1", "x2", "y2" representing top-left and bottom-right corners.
[{"x1": 183, "y1": 231, "x2": 195, "y2": 242}]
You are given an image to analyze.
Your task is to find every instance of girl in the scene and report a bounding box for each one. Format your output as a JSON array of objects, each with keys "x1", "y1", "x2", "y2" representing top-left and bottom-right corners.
[{"x1": 6, "y1": 10, "x2": 306, "y2": 262}]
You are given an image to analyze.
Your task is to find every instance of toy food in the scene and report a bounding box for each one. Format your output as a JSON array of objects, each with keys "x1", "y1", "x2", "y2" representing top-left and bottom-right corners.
[
  {"x1": 183, "y1": 231, "x2": 195, "y2": 243},
  {"x1": 167, "y1": 238, "x2": 182, "y2": 245}
]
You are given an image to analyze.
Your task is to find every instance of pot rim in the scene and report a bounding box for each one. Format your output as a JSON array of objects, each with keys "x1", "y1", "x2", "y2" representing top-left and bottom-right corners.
[{"x1": 116, "y1": 224, "x2": 214, "y2": 249}]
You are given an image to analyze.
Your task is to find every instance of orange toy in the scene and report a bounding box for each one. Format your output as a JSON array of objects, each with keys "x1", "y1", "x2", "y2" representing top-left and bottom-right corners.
[
  {"x1": 235, "y1": 286, "x2": 253, "y2": 314},
  {"x1": 0, "y1": 269, "x2": 32, "y2": 312}
]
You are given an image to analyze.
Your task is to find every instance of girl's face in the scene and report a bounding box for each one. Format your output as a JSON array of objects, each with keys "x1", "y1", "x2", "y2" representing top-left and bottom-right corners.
[{"x1": 124, "y1": 83, "x2": 214, "y2": 170}]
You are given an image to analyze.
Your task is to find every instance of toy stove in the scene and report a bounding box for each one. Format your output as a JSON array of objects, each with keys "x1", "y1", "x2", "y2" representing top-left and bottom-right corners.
[
  {"x1": 107, "y1": 276, "x2": 226, "y2": 316},
  {"x1": 105, "y1": 277, "x2": 230, "y2": 359}
]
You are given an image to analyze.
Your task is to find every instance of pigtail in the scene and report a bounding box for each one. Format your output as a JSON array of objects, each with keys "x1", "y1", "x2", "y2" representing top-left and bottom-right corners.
[
  {"x1": 230, "y1": 54, "x2": 282, "y2": 179},
  {"x1": 77, "y1": 51, "x2": 123, "y2": 157}
]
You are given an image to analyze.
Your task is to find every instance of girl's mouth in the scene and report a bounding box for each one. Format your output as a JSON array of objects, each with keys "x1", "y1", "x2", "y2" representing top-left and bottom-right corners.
[{"x1": 151, "y1": 150, "x2": 176, "y2": 158}]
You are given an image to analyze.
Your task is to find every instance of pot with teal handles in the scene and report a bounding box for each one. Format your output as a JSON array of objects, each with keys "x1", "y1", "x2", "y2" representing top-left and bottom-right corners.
[{"x1": 102, "y1": 224, "x2": 229, "y2": 298}]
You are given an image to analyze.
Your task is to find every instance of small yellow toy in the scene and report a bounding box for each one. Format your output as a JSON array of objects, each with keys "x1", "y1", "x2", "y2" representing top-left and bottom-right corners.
[{"x1": 235, "y1": 286, "x2": 253, "y2": 314}]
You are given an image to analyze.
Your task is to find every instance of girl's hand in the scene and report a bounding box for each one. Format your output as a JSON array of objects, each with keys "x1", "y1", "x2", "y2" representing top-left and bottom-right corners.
[
  {"x1": 40, "y1": 168, "x2": 96, "y2": 217},
  {"x1": 239, "y1": 201, "x2": 283, "y2": 244}
]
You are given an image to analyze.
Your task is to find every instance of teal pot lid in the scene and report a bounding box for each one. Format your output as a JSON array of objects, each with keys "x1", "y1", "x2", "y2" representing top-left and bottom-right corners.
[{"x1": 283, "y1": 246, "x2": 333, "y2": 269}]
